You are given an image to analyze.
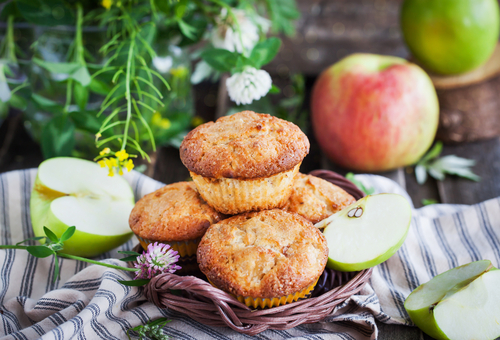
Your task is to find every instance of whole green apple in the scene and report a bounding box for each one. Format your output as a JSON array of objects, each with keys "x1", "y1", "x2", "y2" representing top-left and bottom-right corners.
[
  {"x1": 30, "y1": 157, "x2": 135, "y2": 257},
  {"x1": 401, "y1": 0, "x2": 500, "y2": 75},
  {"x1": 311, "y1": 53, "x2": 439, "y2": 172}
]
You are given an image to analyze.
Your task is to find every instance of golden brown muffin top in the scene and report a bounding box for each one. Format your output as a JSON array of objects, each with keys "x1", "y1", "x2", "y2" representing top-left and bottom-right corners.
[
  {"x1": 283, "y1": 173, "x2": 356, "y2": 224},
  {"x1": 180, "y1": 111, "x2": 310, "y2": 179},
  {"x1": 129, "y1": 182, "x2": 226, "y2": 242},
  {"x1": 197, "y1": 210, "x2": 328, "y2": 298}
]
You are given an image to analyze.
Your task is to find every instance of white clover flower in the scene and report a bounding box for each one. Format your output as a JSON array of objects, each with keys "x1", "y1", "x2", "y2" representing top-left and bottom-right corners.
[
  {"x1": 226, "y1": 66, "x2": 272, "y2": 105},
  {"x1": 211, "y1": 8, "x2": 270, "y2": 53}
]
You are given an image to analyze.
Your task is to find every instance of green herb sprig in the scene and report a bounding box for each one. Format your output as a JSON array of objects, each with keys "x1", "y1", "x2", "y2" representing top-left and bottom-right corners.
[
  {"x1": 415, "y1": 142, "x2": 480, "y2": 185},
  {"x1": 0, "y1": 226, "x2": 138, "y2": 282},
  {"x1": 127, "y1": 318, "x2": 171, "y2": 340}
]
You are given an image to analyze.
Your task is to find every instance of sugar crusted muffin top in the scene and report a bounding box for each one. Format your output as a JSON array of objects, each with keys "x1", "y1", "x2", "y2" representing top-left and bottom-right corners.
[
  {"x1": 197, "y1": 209, "x2": 328, "y2": 298},
  {"x1": 129, "y1": 182, "x2": 226, "y2": 242},
  {"x1": 283, "y1": 173, "x2": 356, "y2": 224},
  {"x1": 180, "y1": 111, "x2": 310, "y2": 179}
]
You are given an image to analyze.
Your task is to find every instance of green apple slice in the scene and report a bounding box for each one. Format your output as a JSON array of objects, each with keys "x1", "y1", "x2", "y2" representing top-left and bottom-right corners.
[
  {"x1": 316, "y1": 194, "x2": 411, "y2": 272},
  {"x1": 405, "y1": 260, "x2": 496, "y2": 340},
  {"x1": 30, "y1": 157, "x2": 135, "y2": 257}
]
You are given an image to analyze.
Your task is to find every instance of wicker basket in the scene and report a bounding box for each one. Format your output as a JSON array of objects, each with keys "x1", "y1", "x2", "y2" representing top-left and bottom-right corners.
[{"x1": 139, "y1": 170, "x2": 372, "y2": 336}]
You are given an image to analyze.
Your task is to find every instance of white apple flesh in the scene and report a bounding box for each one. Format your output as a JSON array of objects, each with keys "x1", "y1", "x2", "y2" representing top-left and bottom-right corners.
[
  {"x1": 405, "y1": 260, "x2": 499, "y2": 340},
  {"x1": 316, "y1": 194, "x2": 411, "y2": 272},
  {"x1": 30, "y1": 157, "x2": 135, "y2": 257}
]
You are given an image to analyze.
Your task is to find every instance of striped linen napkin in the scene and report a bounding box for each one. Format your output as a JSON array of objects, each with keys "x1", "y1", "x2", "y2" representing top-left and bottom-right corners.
[{"x1": 0, "y1": 169, "x2": 499, "y2": 340}]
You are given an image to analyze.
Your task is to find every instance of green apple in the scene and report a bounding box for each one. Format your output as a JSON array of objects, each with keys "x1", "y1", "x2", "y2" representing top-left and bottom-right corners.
[
  {"x1": 316, "y1": 194, "x2": 411, "y2": 272},
  {"x1": 405, "y1": 260, "x2": 500, "y2": 340},
  {"x1": 401, "y1": 0, "x2": 500, "y2": 75},
  {"x1": 30, "y1": 157, "x2": 135, "y2": 257}
]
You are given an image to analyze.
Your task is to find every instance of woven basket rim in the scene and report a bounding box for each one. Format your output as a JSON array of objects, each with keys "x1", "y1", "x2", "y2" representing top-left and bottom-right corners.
[{"x1": 139, "y1": 169, "x2": 372, "y2": 336}]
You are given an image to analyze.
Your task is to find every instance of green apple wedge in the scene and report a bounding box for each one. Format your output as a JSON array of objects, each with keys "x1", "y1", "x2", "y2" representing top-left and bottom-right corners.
[
  {"x1": 315, "y1": 194, "x2": 411, "y2": 272},
  {"x1": 30, "y1": 157, "x2": 135, "y2": 257},
  {"x1": 405, "y1": 260, "x2": 500, "y2": 340}
]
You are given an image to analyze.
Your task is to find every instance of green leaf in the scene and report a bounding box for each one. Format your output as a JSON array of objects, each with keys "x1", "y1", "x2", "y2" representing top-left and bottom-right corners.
[
  {"x1": 33, "y1": 58, "x2": 80, "y2": 75},
  {"x1": 415, "y1": 164, "x2": 428, "y2": 185},
  {"x1": 17, "y1": 0, "x2": 74, "y2": 26},
  {"x1": 60, "y1": 226, "x2": 76, "y2": 242},
  {"x1": 41, "y1": 115, "x2": 76, "y2": 158},
  {"x1": 422, "y1": 198, "x2": 438, "y2": 206},
  {"x1": 118, "y1": 251, "x2": 141, "y2": 256},
  {"x1": 69, "y1": 110, "x2": 102, "y2": 134},
  {"x1": 31, "y1": 94, "x2": 64, "y2": 114},
  {"x1": 200, "y1": 49, "x2": 238, "y2": 73},
  {"x1": 8, "y1": 93, "x2": 27, "y2": 110},
  {"x1": 27, "y1": 245, "x2": 54, "y2": 258},
  {"x1": 266, "y1": 0, "x2": 300, "y2": 36},
  {"x1": 118, "y1": 279, "x2": 150, "y2": 286},
  {"x1": 0, "y1": 2, "x2": 21, "y2": 21},
  {"x1": 73, "y1": 82, "x2": 89, "y2": 110},
  {"x1": 16, "y1": 236, "x2": 46, "y2": 246},
  {"x1": 249, "y1": 38, "x2": 282, "y2": 68},
  {"x1": 33, "y1": 59, "x2": 90, "y2": 86},
  {"x1": 89, "y1": 78, "x2": 111, "y2": 95},
  {"x1": 43, "y1": 226, "x2": 58, "y2": 243},
  {"x1": 269, "y1": 84, "x2": 280, "y2": 94},
  {"x1": 418, "y1": 142, "x2": 443, "y2": 165},
  {"x1": 345, "y1": 172, "x2": 375, "y2": 195},
  {"x1": 178, "y1": 19, "x2": 197, "y2": 40},
  {"x1": 119, "y1": 255, "x2": 140, "y2": 262},
  {"x1": 71, "y1": 67, "x2": 91, "y2": 87}
]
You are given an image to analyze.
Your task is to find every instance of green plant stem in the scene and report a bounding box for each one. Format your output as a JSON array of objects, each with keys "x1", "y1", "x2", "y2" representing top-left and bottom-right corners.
[
  {"x1": 65, "y1": 79, "x2": 73, "y2": 112},
  {"x1": 75, "y1": 3, "x2": 86, "y2": 66},
  {"x1": 58, "y1": 253, "x2": 137, "y2": 272},
  {"x1": 0, "y1": 245, "x2": 137, "y2": 272},
  {"x1": 122, "y1": 34, "x2": 136, "y2": 151},
  {"x1": 7, "y1": 16, "x2": 17, "y2": 63}
]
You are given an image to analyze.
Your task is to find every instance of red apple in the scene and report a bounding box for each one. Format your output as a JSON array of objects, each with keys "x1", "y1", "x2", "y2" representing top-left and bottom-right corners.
[{"x1": 311, "y1": 53, "x2": 439, "y2": 172}]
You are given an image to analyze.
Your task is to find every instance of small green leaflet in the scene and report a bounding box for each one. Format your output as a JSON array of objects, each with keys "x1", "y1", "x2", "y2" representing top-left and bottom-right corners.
[
  {"x1": 421, "y1": 198, "x2": 438, "y2": 206},
  {"x1": 345, "y1": 172, "x2": 375, "y2": 195},
  {"x1": 415, "y1": 142, "x2": 480, "y2": 184},
  {"x1": 33, "y1": 58, "x2": 91, "y2": 86}
]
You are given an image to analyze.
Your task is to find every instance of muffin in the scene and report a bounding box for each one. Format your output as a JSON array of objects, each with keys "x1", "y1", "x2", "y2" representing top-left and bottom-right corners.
[
  {"x1": 180, "y1": 111, "x2": 310, "y2": 215},
  {"x1": 283, "y1": 173, "x2": 356, "y2": 224},
  {"x1": 197, "y1": 209, "x2": 328, "y2": 308},
  {"x1": 129, "y1": 182, "x2": 226, "y2": 259}
]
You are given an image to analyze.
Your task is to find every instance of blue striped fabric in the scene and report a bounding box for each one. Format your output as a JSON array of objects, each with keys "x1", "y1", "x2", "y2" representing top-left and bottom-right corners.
[{"x1": 0, "y1": 169, "x2": 498, "y2": 339}]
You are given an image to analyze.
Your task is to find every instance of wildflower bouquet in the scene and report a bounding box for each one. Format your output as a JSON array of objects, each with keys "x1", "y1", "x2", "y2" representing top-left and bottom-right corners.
[{"x1": 0, "y1": 0, "x2": 299, "y2": 174}]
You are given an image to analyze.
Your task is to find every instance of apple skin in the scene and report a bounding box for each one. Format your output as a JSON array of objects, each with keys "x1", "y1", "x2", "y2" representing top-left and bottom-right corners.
[
  {"x1": 401, "y1": 0, "x2": 500, "y2": 75},
  {"x1": 404, "y1": 260, "x2": 493, "y2": 339},
  {"x1": 311, "y1": 53, "x2": 439, "y2": 172},
  {"x1": 30, "y1": 173, "x2": 133, "y2": 258}
]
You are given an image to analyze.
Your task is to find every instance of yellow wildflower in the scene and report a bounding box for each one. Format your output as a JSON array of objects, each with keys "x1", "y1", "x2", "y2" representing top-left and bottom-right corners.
[
  {"x1": 105, "y1": 157, "x2": 118, "y2": 169},
  {"x1": 100, "y1": 147, "x2": 111, "y2": 156},
  {"x1": 118, "y1": 168, "x2": 124, "y2": 176},
  {"x1": 125, "y1": 159, "x2": 134, "y2": 172},
  {"x1": 192, "y1": 116, "x2": 204, "y2": 127},
  {"x1": 152, "y1": 112, "x2": 171, "y2": 129},
  {"x1": 98, "y1": 159, "x2": 106, "y2": 168},
  {"x1": 170, "y1": 66, "x2": 188, "y2": 79},
  {"x1": 115, "y1": 150, "x2": 129, "y2": 162},
  {"x1": 102, "y1": 0, "x2": 112, "y2": 9},
  {"x1": 108, "y1": 169, "x2": 114, "y2": 177}
]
